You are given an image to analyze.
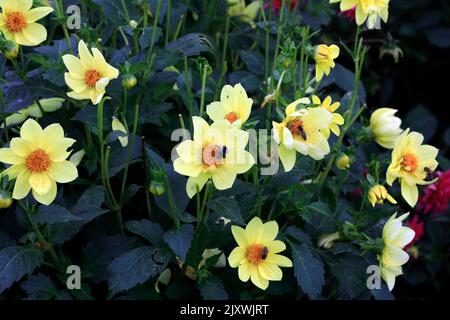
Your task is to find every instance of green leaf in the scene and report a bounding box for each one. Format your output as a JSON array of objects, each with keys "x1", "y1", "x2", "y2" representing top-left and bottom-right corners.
[
  {"x1": 198, "y1": 276, "x2": 228, "y2": 300},
  {"x1": 165, "y1": 33, "x2": 215, "y2": 57},
  {"x1": 108, "y1": 246, "x2": 171, "y2": 295},
  {"x1": 289, "y1": 243, "x2": 324, "y2": 299},
  {"x1": 33, "y1": 204, "x2": 82, "y2": 224},
  {"x1": 126, "y1": 220, "x2": 164, "y2": 244},
  {"x1": 21, "y1": 274, "x2": 57, "y2": 300},
  {"x1": 0, "y1": 246, "x2": 44, "y2": 294},
  {"x1": 207, "y1": 197, "x2": 244, "y2": 225},
  {"x1": 162, "y1": 224, "x2": 194, "y2": 261}
]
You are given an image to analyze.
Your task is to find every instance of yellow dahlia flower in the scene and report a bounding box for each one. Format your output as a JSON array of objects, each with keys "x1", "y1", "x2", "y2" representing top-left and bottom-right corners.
[
  {"x1": 273, "y1": 98, "x2": 333, "y2": 172},
  {"x1": 368, "y1": 184, "x2": 397, "y2": 207},
  {"x1": 386, "y1": 129, "x2": 439, "y2": 207},
  {"x1": 379, "y1": 212, "x2": 415, "y2": 291},
  {"x1": 0, "y1": 0, "x2": 53, "y2": 46},
  {"x1": 369, "y1": 108, "x2": 402, "y2": 149},
  {"x1": 228, "y1": 0, "x2": 260, "y2": 24},
  {"x1": 63, "y1": 40, "x2": 119, "y2": 105},
  {"x1": 330, "y1": 0, "x2": 389, "y2": 29},
  {"x1": 0, "y1": 119, "x2": 78, "y2": 205},
  {"x1": 314, "y1": 44, "x2": 339, "y2": 82},
  {"x1": 311, "y1": 95, "x2": 344, "y2": 138},
  {"x1": 228, "y1": 217, "x2": 292, "y2": 290},
  {"x1": 1, "y1": 98, "x2": 64, "y2": 128},
  {"x1": 173, "y1": 117, "x2": 255, "y2": 198},
  {"x1": 206, "y1": 83, "x2": 253, "y2": 128}
]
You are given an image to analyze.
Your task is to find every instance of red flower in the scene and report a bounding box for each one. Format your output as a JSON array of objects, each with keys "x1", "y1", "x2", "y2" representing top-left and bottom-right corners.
[
  {"x1": 405, "y1": 215, "x2": 424, "y2": 249},
  {"x1": 265, "y1": 0, "x2": 298, "y2": 12},
  {"x1": 418, "y1": 170, "x2": 450, "y2": 215},
  {"x1": 338, "y1": 6, "x2": 356, "y2": 21}
]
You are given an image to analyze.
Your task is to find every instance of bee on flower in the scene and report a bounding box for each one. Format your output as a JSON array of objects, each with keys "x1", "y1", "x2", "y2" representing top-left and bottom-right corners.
[
  {"x1": 272, "y1": 98, "x2": 333, "y2": 172},
  {"x1": 206, "y1": 83, "x2": 253, "y2": 128},
  {"x1": 386, "y1": 129, "x2": 439, "y2": 207},
  {"x1": 173, "y1": 117, "x2": 255, "y2": 198},
  {"x1": 314, "y1": 44, "x2": 340, "y2": 82},
  {"x1": 378, "y1": 212, "x2": 415, "y2": 291},
  {"x1": 63, "y1": 39, "x2": 119, "y2": 105},
  {"x1": 330, "y1": 0, "x2": 390, "y2": 29},
  {"x1": 228, "y1": 217, "x2": 292, "y2": 290},
  {"x1": 0, "y1": 119, "x2": 78, "y2": 205},
  {"x1": 0, "y1": 0, "x2": 53, "y2": 46}
]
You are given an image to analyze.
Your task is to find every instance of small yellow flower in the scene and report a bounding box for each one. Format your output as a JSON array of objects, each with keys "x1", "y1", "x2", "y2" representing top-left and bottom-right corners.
[
  {"x1": 379, "y1": 212, "x2": 415, "y2": 291},
  {"x1": 335, "y1": 153, "x2": 351, "y2": 170},
  {"x1": 228, "y1": 0, "x2": 260, "y2": 24},
  {"x1": 311, "y1": 95, "x2": 344, "y2": 138},
  {"x1": 317, "y1": 231, "x2": 340, "y2": 249},
  {"x1": 228, "y1": 217, "x2": 292, "y2": 290},
  {"x1": 63, "y1": 40, "x2": 119, "y2": 105},
  {"x1": 330, "y1": 0, "x2": 389, "y2": 29},
  {"x1": 314, "y1": 44, "x2": 339, "y2": 82},
  {"x1": 368, "y1": 184, "x2": 397, "y2": 207},
  {"x1": 369, "y1": 108, "x2": 402, "y2": 149},
  {"x1": 111, "y1": 116, "x2": 128, "y2": 147},
  {"x1": 206, "y1": 83, "x2": 253, "y2": 128},
  {"x1": 173, "y1": 117, "x2": 255, "y2": 198},
  {"x1": 1, "y1": 98, "x2": 65, "y2": 128},
  {"x1": 386, "y1": 129, "x2": 439, "y2": 207},
  {"x1": 0, "y1": 119, "x2": 78, "y2": 205},
  {"x1": 273, "y1": 98, "x2": 333, "y2": 172},
  {"x1": 0, "y1": 0, "x2": 53, "y2": 46}
]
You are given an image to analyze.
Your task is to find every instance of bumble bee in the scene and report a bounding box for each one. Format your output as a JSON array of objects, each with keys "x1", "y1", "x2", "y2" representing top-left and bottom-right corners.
[
  {"x1": 261, "y1": 246, "x2": 269, "y2": 260},
  {"x1": 424, "y1": 167, "x2": 436, "y2": 181},
  {"x1": 298, "y1": 126, "x2": 307, "y2": 140},
  {"x1": 215, "y1": 146, "x2": 228, "y2": 162}
]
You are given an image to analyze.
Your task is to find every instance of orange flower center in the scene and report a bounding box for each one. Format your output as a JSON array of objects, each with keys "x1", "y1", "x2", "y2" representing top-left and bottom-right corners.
[
  {"x1": 85, "y1": 70, "x2": 101, "y2": 87},
  {"x1": 288, "y1": 119, "x2": 307, "y2": 140},
  {"x1": 247, "y1": 244, "x2": 268, "y2": 265},
  {"x1": 202, "y1": 144, "x2": 224, "y2": 167},
  {"x1": 401, "y1": 153, "x2": 419, "y2": 173},
  {"x1": 26, "y1": 149, "x2": 51, "y2": 173},
  {"x1": 225, "y1": 112, "x2": 238, "y2": 124},
  {"x1": 5, "y1": 12, "x2": 27, "y2": 33}
]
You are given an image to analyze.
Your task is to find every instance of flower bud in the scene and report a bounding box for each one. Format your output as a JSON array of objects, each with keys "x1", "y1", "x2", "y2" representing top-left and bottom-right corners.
[
  {"x1": 368, "y1": 184, "x2": 397, "y2": 207},
  {"x1": 335, "y1": 153, "x2": 351, "y2": 170},
  {"x1": 369, "y1": 108, "x2": 402, "y2": 149},
  {"x1": 122, "y1": 74, "x2": 137, "y2": 89},
  {"x1": 129, "y1": 20, "x2": 139, "y2": 29},
  {"x1": 317, "y1": 231, "x2": 340, "y2": 249},
  {"x1": 2, "y1": 41, "x2": 19, "y2": 60},
  {"x1": 149, "y1": 180, "x2": 166, "y2": 196},
  {"x1": 0, "y1": 191, "x2": 13, "y2": 209}
]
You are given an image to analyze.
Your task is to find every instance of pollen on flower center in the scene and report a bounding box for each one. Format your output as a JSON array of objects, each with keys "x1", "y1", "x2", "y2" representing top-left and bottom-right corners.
[
  {"x1": 5, "y1": 12, "x2": 27, "y2": 33},
  {"x1": 26, "y1": 149, "x2": 51, "y2": 173},
  {"x1": 202, "y1": 144, "x2": 223, "y2": 167},
  {"x1": 247, "y1": 244, "x2": 266, "y2": 265},
  {"x1": 85, "y1": 70, "x2": 101, "y2": 87},
  {"x1": 225, "y1": 112, "x2": 238, "y2": 124},
  {"x1": 401, "y1": 153, "x2": 419, "y2": 173}
]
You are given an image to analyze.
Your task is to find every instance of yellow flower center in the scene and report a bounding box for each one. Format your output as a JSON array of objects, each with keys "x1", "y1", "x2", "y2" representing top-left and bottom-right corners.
[
  {"x1": 202, "y1": 144, "x2": 224, "y2": 167},
  {"x1": 85, "y1": 70, "x2": 101, "y2": 87},
  {"x1": 26, "y1": 149, "x2": 51, "y2": 173},
  {"x1": 225, "y1": 112, "x2": 238, "y2": 124},
  {"x1": 288, "y1": 119, "x2": 307, "y2": 140},
  {"x1": 5, "y1": 12, "x2": 27, "y2": 33},
  {"x1": 401, "y1": 153, "x2": 419, "y2": 173},
  {"x1": 247, "y1": 244, "x2": 268, "y2": 265}
]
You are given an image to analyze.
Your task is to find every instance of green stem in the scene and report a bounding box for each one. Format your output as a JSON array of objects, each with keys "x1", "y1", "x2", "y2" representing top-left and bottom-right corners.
[
  {"x1": 120, "y1": 0, "x2": 131, "y2": 22},
  {"x1": 221, "y1": 15, "x2": 230, "y2": 70},
  {"x1": 164, "y1": 174, "x2": 181, "y2": 229},
  {"x1": 105, "y1": 147, "x2": 125, "y2": 235},
  {"x1": 184, "y1": 56, "x2": 193, "y2": 130},
  {"x1": 165, "y1": 0, "x2": 172, "y2": 45},
  {"x1": 199, "y1": 64, "x2": 208, "y2": 118},
  {"x1": 54, "y1": 0, "x2": 73, "y2": 52}
]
